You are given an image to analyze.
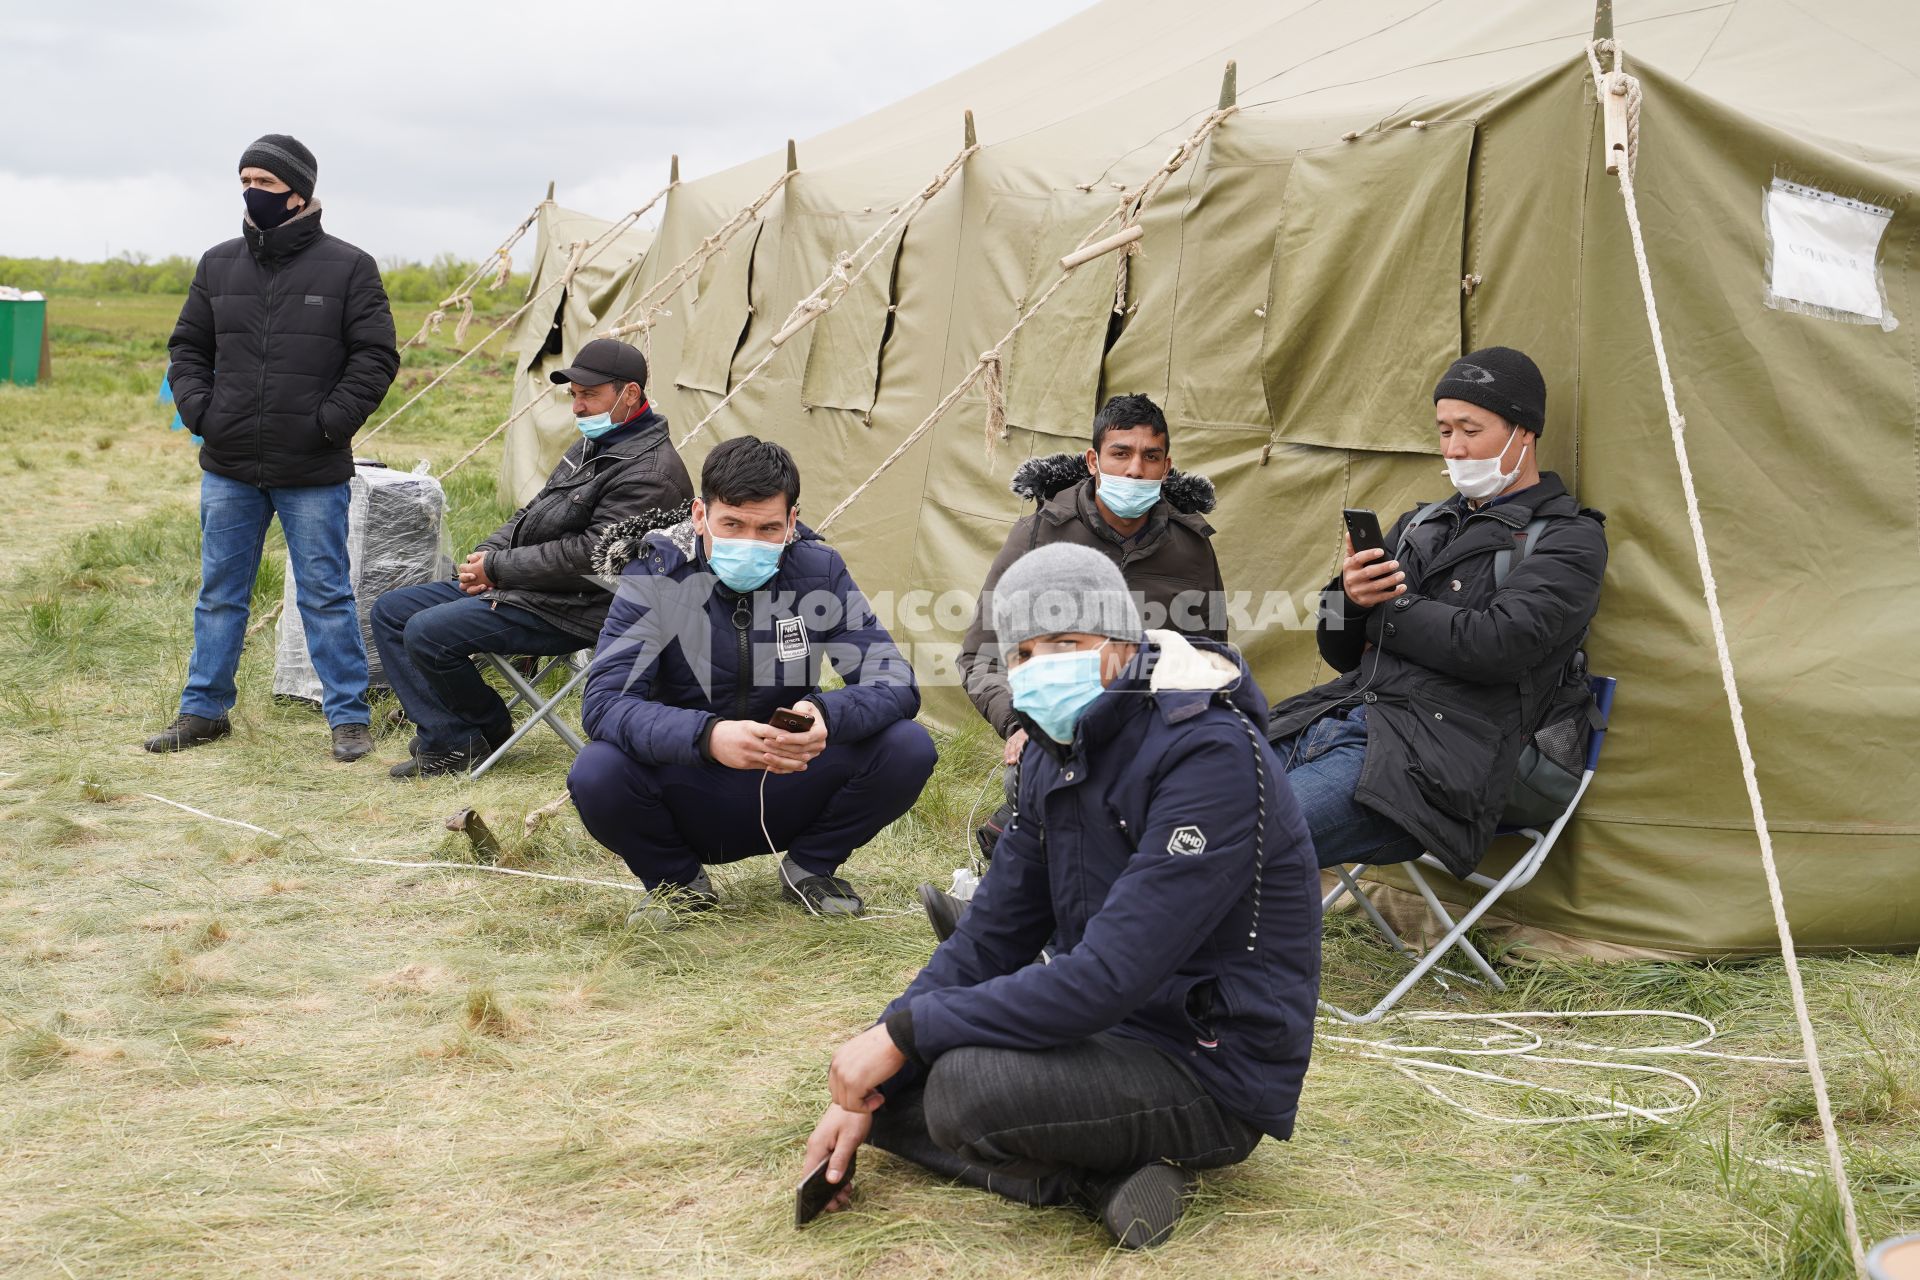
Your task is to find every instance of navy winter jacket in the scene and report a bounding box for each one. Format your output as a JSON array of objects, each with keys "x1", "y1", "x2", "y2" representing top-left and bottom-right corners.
[
  {"x1": 582, "y1": 521, "x2": 920, "y2": 765},
  {"x1": 884, "y1": 631, "x2": 1321, "y2": 1141}
]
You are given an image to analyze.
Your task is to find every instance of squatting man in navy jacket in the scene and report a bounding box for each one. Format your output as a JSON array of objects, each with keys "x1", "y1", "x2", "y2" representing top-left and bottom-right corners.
[
  {"x1": 567, "y1": 437, "x2": 936, "y2": 924},
  {"x1": 803, "y1": 543, "x2": 1320, "y2": 1251}
]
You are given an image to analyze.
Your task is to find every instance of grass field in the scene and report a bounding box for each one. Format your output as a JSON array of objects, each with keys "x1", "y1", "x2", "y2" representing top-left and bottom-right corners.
[{"x1": 0, "y1": 295, "x2": 1915, "y2": 1278}]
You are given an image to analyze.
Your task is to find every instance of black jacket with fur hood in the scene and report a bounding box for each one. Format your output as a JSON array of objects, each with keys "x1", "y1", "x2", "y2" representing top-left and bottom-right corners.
[{"x1": 958, "y1": 453, "x2": 1227, "y2": 738}]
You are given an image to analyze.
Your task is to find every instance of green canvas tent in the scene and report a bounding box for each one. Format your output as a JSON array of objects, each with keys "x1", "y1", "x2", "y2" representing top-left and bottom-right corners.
[{"x1": 502, "y1": 0, "x2": 1920, "y2": 958}]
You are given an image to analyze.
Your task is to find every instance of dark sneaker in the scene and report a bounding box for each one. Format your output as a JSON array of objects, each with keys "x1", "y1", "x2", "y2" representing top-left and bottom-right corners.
[
  {"x1": 143, "y1": 713, "x2": 231, "y2": 753},
  {"x1": 626, "y1": 871, "x2": 720, "y2": 929},
  {"x1": 1091, "y1": 1163, "x2": 1197, "y2": 1250},
  {"x1": 918, "y1": 882, "x2": 967, "y2": 944},
  {"x1": 331, "y1": 723, "x2": 374, "y2": 762},
  {"x1": 389, "y1": 747, "x2": 475, "y2": 779},
  {"x1": 409, "y1": 721, "x2": 512, "y2": 759},
  {"x1": 779, "y1": 857, "x2": 865, "y2": 917}
]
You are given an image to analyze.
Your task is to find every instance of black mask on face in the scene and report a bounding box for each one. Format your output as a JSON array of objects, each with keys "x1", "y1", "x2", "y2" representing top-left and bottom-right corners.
[{"x1": 243, "y1": 185, "x2": 302, "y2": 230}]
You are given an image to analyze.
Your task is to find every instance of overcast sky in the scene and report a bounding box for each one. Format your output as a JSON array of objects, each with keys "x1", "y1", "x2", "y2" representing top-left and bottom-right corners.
[{"x1": 6, "y1": 0, "x2": 1094, "y2": 265}]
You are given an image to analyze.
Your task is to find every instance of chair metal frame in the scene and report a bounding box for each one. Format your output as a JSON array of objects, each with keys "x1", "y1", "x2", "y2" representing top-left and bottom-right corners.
[
  {"x1": 469, "y1": 650, "x2": 593, "y2": 779},
  {"x1": 1319, "y1": 675, "x2": 1616, "y2": 1025}
]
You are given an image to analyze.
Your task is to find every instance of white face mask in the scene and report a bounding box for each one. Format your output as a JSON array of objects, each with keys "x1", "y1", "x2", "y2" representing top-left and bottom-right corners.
[{"x1": 1443, "y1": 425, "x2": 1528, "y2": 501}]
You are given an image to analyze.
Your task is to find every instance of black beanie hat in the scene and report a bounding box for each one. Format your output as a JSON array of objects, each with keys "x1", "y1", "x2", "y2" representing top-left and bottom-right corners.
[
  {"x1": 1433, "y1": 346, "x2": 1547, "y2": 434},
  {"x1": 238, "y1": 134, "x2": 318, "y2": 202}
]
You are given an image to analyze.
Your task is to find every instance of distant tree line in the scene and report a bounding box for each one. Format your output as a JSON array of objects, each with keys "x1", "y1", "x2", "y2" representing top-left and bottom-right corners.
[{"x1": 0, "y1": 252, "x2": 531, "y2": 303}]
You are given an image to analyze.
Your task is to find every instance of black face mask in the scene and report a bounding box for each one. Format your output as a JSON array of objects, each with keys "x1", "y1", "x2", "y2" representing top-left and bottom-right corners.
[{"x1": 243, "y1": 185, "x2": 302, "y2": 230}]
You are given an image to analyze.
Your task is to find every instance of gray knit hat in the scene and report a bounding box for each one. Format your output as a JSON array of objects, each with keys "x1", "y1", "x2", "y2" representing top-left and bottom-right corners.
[
  {"x1": 991, "y1": 543, "x2": 1143, "y2": 656},
  {"x1": 238, "y1": 134, "x2": 318, "y2": 202}
]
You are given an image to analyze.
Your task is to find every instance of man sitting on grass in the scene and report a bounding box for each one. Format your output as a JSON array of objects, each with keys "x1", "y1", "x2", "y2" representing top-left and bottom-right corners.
[
  {"x1": 568, "y1": 436, "x2": 935, "y2": 925},
  {"x1": 801, "y1": 544, "x2": 1320, "y2": 1250},
  {"x1": 369, "y1": 338, "x2": 691, "y2": 777}
]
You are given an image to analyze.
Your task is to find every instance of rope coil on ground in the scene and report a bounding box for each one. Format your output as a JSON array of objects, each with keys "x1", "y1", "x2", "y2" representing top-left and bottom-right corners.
[{"x1": 1584, "y1": 37, "x2": 1867, "y2": 1276}]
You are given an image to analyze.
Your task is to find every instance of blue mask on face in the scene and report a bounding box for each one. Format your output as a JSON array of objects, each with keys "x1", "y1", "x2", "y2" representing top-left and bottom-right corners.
[
  {"x1": 575, "y1": 411, "x2": 619, "y2": 440},
  {"x1": 1097, "y1": 472, "x2": 1162, "y2": 519},
  {"x1": 1009, "y1": 644, "x2": 1109, "y2": 743},
  {"x1": 707, "y1": 535, "x2": 785, "y2": 593}
]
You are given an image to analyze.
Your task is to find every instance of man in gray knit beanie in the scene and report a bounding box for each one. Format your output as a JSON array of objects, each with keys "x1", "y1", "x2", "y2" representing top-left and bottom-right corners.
[
  {"x1": 807, "y1": 541, "x2": 1320, "y2": 1252},
  {"x1": 990, "y1": 542, "x2": 1143, "y2": 664}
]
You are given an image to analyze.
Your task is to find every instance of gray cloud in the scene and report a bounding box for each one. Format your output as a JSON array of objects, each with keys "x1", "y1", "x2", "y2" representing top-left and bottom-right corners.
[{"x1": 8, "y1": 0, "x2": 1092, "y2": 262}]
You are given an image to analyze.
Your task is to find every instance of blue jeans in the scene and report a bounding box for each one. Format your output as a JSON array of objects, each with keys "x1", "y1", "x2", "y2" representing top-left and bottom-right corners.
[
  {"x1": 368, "y1": 579, "x2": 590, "y2": 755},
  {"x1": 182, "y1": 471, "x2": 369, "y2": 727},
  {"x1": 1271, "y1": 706, "x2": 1425, "y2": 870},
  {"x1": 567, "y1": 719, "x2": 938, "y2": 888}
]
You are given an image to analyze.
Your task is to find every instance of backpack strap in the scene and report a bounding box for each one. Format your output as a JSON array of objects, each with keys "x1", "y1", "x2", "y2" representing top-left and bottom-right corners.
[
  {"x1": 1393, "y1": 499, "x2": 1454, "y2": 562},
  {"x1": 1492, "y1": 515, "x2": 1553, "y2": 589}
]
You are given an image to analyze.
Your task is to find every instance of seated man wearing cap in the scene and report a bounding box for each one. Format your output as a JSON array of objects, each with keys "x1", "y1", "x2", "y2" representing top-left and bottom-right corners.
[
  {"x1": 1266, "y1": 346, "x2": 1607, "y2": 878},
  {"x1": 801, "y1": 543, "x2": 1320, "y2": 1251},
  {"x1": 370, "y1": 338, "x2": 692, "y2": 776}
]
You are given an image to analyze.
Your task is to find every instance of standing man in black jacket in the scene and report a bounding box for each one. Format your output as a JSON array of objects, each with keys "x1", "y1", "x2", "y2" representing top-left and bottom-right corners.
[
  {"x1": 370, "y1": 339, "x2": 693, "y2": 777},
  {"x1": 146, "y1": 134, "x2": 400, "y2": 761},
  {"x1": 1265, "y1": 347, "x2": 1607, "y2": 879}
]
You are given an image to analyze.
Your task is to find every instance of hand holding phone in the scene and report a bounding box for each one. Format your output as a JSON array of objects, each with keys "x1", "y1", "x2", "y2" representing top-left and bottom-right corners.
[
  {"x1": 768, "y1": 707, "x2": 816, "y2": 733},
  {"x1": 1340, "y1": 508, "x2": 1406, "y2": 608},
  {"x1": 795, "y1": 1149, "x2": 857, "y2": 1227}
]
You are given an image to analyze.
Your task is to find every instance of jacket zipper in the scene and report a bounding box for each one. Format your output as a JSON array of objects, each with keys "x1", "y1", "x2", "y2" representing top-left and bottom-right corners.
[
  {"x1": 255, "y1": 265, "x2": 279, "y2": 485},
  {"x1": 732, "y1": 597, "x2": 752, "y2": 718}
]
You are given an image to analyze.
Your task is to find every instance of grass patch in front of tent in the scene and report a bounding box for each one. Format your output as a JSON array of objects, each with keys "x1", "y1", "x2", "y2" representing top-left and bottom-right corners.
[{"x1": 0, "y1": 298, "x2": 1915, "y2": 1278}]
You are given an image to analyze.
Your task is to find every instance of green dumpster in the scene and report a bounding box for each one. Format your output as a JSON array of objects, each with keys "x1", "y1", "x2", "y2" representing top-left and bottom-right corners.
[{"x1": 0, "y1": 297, "x2": 49, "y2": 386}]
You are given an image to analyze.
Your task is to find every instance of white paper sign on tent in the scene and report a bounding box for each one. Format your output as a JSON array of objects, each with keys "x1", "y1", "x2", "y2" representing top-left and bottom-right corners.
[{"x1": 1764, "y1": 178, "x2": 1895, "y2": 328}]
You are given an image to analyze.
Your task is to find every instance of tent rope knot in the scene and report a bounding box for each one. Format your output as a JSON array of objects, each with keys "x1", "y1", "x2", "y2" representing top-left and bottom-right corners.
[
  {"x1": 979, "y1": 348, "x2": 1009, "y2": 458},
  {"x1": 1585, "y1": 35, "x2": 1867, "y2": 1279}
]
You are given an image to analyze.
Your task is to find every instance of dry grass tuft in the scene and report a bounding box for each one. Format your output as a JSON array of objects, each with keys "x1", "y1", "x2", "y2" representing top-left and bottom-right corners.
[{"x1": 461, "y1": 984, "x2": 524, "y2": 1039}]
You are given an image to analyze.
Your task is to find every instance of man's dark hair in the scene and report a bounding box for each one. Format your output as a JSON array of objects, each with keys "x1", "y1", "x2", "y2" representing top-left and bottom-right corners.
[
  {"x1": 1091, "y1": 393, "x2": 1170, "y2": 453},
  {"x1": 701, "y1": 436, "x2": 801, "y2": 510}
]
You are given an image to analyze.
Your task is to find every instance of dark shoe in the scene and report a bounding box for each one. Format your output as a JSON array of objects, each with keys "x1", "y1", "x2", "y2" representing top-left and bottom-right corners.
[
  {"x1": 143, "y1": 713, "x2": 231, "y2": 753},
  {"x1": 625, "y1": 871, "x2": 720, "y2": 929},
  {"x1": 389, "y1": 747, "x2": 475, "y2": 779},
  {"x1": 331, "y1": 723, "x2": 374, "y2": 762},
  {"x1": 410, "y1": 721, "x2": 512, "y2": 759},
  {"x1": 1092, "y1": 1163, "x2": 1198, "y2": 1250},
  {"x1": 779, "y1": 856, "x2": 865, "y2": 917},
  {"x1": 918, "y1": 882, "x2": 967, "y2": 944}
]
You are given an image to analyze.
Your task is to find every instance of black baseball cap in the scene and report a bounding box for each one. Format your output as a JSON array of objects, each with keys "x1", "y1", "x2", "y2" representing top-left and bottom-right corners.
[{"x1": 549, "y1": 338, "x2": 648, "y2": 389}]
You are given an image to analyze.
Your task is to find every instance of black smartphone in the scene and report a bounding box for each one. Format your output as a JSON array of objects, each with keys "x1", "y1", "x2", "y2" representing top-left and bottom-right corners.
[
  {"x1": 1342, "y1": 508, "x2": 1387, "y2": 557},
  {"x1": 795, "y1": 1151, "x2": 855, "y2": 1227},
  {"x1": 769, "y1": 708, "x2": 816, "y2": 733}
]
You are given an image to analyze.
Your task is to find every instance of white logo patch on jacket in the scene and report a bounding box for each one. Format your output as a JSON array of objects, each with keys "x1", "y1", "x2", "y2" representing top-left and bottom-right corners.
[
  {"x1": 1167, "y1": 825, "x2": 1207, "y2": 856},
  {"x1": 775, "y1": 615, "x2": 809, "y2": 662}
]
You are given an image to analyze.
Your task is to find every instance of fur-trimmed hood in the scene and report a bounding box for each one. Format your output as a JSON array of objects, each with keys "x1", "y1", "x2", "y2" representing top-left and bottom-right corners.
[
  {"x1": 1010, "y1": 452, "x2": 1215, "y2": 515},
  {"x1": 590, "y1": 501, "x2": 693, "y2": 577}
]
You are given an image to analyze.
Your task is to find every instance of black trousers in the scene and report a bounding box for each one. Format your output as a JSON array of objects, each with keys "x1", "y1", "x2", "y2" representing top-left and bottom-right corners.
[{"x1": 869, "y1": 1032, "x2": 1263, "y2": 1207}]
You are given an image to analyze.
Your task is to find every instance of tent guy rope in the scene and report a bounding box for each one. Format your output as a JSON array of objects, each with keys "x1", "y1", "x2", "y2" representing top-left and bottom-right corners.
[
  {"x1": 1584, "y1": 36, "x2": 1867, "y2": 1278},
  {"x1": 402, "y1": 198, "x2": 544, "y2": 350},
  {"x1": 673, "y1": 142, "x2": 979, "y2": 450},
  {"x1": 814, "y1": 104, "x2": 1235, "y2": 534},
  {"x1": 358, "y1": 180, "x2": 672, "y2": 447}
]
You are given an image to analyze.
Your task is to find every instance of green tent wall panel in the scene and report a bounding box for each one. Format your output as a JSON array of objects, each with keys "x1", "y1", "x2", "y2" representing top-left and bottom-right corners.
[{"x1": 502, "y1": 0, "x2": 1920, "y2": 955}]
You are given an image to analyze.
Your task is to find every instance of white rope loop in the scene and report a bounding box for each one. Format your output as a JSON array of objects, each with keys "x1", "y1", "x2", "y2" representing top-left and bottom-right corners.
[{"x1": 1585, "y1": 38, "x2": 1867, "y2": 1277}]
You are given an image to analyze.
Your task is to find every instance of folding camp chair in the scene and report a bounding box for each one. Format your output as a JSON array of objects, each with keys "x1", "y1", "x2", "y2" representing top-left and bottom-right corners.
[
  {"x1": 1319, "y1": 675, "x2": 1617, "y2": 1024},
  {"x1": 469, "y1": 650, "x2": 594, "y2": 779}
]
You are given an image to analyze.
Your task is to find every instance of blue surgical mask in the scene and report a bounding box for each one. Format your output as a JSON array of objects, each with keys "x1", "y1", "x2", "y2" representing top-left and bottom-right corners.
[
  {"x1": 1010, "y1": 644, "x2": 1110, "y2": 744},
  {"x1": 576, "y1": 411, "x2": 619, "y2": 440},
  {"x1": 1097, "y1": 472, "x2": 1162, "y2": 519},
  {"x1": 707, "y1": 535, "x2": 785, "y2": 593}
]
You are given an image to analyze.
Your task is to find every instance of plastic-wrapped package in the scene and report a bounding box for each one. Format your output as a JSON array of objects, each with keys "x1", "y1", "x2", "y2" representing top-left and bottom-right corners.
[{"x1": 273, "y1": 462, "x2": 452, "y2": 702}]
